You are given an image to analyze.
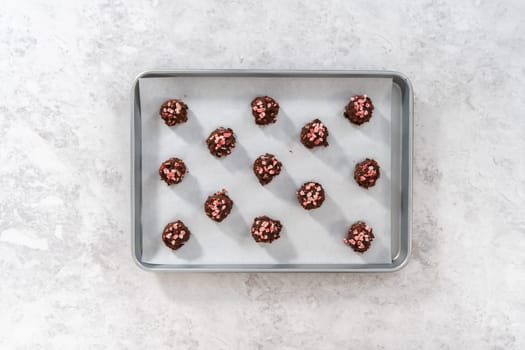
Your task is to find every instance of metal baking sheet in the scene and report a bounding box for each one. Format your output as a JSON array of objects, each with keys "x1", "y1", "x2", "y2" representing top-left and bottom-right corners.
[{"x1": 131, "y1": 70, "x2": 412, "y2": 272}]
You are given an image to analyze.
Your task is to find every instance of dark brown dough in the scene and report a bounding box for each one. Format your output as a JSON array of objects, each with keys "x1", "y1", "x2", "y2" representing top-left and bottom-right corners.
[
  {"x1": 251, "y1": 96, "x2": 280, "y2": 125},
  {"x1": 159, "y1": 157, "x2": 187, "y2": 185},
  {"x1": 354, "y1": 158, "x2": 380, "y2": 188},
  {"x1": 162, "y1": 220, "x2": 191, "y2": 250},
  {"x1": 296, "y1": 182, "x2": 325, "y2": 210},
  {"x1": 204, "y1": 189, "x2": 234, "y2": 222},
  {"x1": 253, "y1": 153, "x2": 282, "y2": 185},
  {"x1": 159, "y1": 99, "x2": 188, "y2": 126},
  {"x1": 300, "y1": 119, "x2": 329, "y2": 148},
  {"x1": 206, "y1": 127, "x2": 236, "y2": 158},
  {"x1": 343, "y1": 221, "x2": 375, "y2": 253},
  {"x1": 344, "y1": 94, "x2": 374, "y2": 125},
  {"x1": 251, "y1": 216, "x2": 283, "y2": 243}
]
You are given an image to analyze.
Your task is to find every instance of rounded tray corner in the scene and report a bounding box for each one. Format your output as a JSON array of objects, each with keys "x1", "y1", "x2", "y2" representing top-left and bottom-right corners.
[{"x1": 130, "y1": 69, "x2": 413, "y2": 272}]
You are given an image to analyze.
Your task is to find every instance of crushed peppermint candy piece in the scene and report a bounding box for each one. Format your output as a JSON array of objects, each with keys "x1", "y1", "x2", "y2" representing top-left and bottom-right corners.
[
  {"x1": 250, "y1": 96, "x2": 280, "y2": 125},
  {"x1": 158, "y1": 157, "x2": 187, "y2": 185},
  {"x1": 344, "y1": 94, "x2": 374, "y2": 125},
  {"x1": 252, "y1": 153, "x2": 283, "y2": 185},
  {"x1": 343, "y1": 221, "x2": 375, "y2": 253},
  {"x1": 159, "y1": 98, "x2": 188, "y2": 126},
  {"x1": 300, "y1": 118, "x2": 329, "y2": 149},
  {"x1": 296, "y1": 181, "x2": 325, "y2": 210},
  {"x1": 162, "y1": 220, "x2": 191, "y2": 250},
  {"x1": 204, "y1": 189, "x2": 234, "y2": 222},
  {"x1": 251, "y1": 215, "x2": 283, "y2": 243},
  {"x1": 354, "y1": 158, "x2": 380, "y2": 188},
  {"x1": 206, "y1": 127, "x2": 236, "y2": 158}
]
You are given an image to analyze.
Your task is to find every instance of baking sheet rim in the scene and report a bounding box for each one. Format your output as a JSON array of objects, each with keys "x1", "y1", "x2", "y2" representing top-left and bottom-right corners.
[{"x1": 130, "y1": 69, "x2": 413, "y2": 272}]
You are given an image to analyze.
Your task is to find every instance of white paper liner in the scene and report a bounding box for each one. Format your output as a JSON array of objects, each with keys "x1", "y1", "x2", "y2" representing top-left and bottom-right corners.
[{"x1": 139, "y1": 75, "x2": 393, "y2": 265}]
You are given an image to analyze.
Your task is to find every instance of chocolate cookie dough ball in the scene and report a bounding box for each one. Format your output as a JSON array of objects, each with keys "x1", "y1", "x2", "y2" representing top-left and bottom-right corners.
[
  {"x1": 204, "y1": 189, "x2": 234, "y2": 222},
  {"x1": 162, "y1": 220, "x2": 191, "y2": 250},
  {"x1": 206, "y1": 127, "x2": 236, "y2": 158},
  {"x1": 251, "y1": 96, "x2": 280, "y2": 125},
  {"x1": 159, "y1": 99, "x2": 188, "y2": 126},
  {"x1": 354, "y1": 158, "x2": 380, "y2": 188},
  {"x1": 300, "y1": 118, "x2": 329, "y2": 148},
  {"x1": 344, "y1": 94, "x2": 374, "y2": 125},
  {"x1": 159, "y1": 157, "x2": 187, "y2": 185},
  {"x1": 296, "y1": 182, "x2": 325, "y2": 210},
  {"x1": 251, "y1": 216, "x2": 283, "y2": 243},
  {"x1": 253, "y1": 153, "x2": 282, "y2": 185},
  {"x1": 343, "y1": 221, "x2": 375, "y2": 253}
]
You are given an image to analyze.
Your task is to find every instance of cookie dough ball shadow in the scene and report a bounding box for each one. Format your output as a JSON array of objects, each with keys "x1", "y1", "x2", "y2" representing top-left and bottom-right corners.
[
  {"x1": 216, "y1": 207, "x2": 250, "y2": 241},
  {"x1": 260, "y1": 225, "x2": 298, "y2": 261},
  {"x1": 172, "y1": 231, "x2": 203, "y2": 261},
  {"x1": 352, "y1": 108, "x2": 390, "y2": 147},
  {"x1": 170, "y1": 110, "x2": 206, "y2": 143},
  {"x1": 221, "y1": 142, "x2": 251, "y2": 172},
  {"x1": 310, "y1": 136, "x2": 349, "y2": 173},
  {"x1": 169, "y1": 173, "x2": 203, "y2": 208},
  {"x1": 265, "y1": 168, "x2": 298, "y2": 203},
  {"x1": 308, "y1": 195, "x2": 347, "y2": 237},
  {"x1": 261, "y1": 109, "x2": 297, "y2": 146},
  {"x1": 353, "y1": 160, "x2": 391, "y2": 209}
]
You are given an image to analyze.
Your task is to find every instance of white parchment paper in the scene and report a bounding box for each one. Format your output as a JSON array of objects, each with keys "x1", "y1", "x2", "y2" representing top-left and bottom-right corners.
[{"x1": 139, "y1": 75, "x2": 393, "y2": 265}]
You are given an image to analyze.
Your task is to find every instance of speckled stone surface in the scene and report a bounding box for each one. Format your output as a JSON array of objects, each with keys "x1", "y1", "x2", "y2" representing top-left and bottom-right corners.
[{"x1": 1, "y1": 0, "x2": 524, "y2": 349}]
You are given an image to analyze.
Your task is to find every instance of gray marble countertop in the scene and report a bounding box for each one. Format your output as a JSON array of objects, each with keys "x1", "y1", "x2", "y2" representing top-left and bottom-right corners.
[{"x1": 1, "y1": 1, "x2": 524, "y2": 349}]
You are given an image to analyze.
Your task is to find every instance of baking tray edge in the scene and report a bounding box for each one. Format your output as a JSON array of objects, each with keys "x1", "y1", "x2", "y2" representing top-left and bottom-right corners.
[{"x1": 130, "y1": 69, "x2": 413, "y2": 272}]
